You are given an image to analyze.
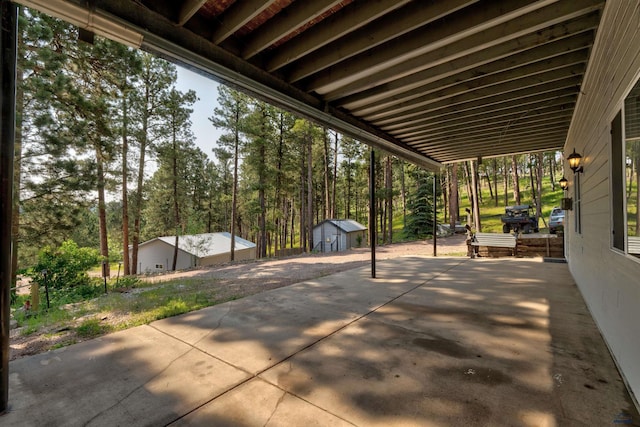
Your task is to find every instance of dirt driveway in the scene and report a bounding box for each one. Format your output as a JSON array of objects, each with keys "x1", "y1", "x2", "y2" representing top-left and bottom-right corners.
[
  {"x1": 145, "y1": 234, "x2": 467, "y2": 284},
  {"x1": 10, "y1": 235, "x2": 467, "y2": 360}
]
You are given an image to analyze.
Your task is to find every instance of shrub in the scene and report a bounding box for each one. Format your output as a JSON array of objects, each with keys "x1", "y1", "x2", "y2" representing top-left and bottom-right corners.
[
  {"x1": 76, "y1": 318, "x2": 109, "y2": 338},
  {"x1": 27, "y1": 240, "x2": 101, "y2": 291},
  {"x1": 113, "y1": 275, "x2": 139, "y2": 289}
]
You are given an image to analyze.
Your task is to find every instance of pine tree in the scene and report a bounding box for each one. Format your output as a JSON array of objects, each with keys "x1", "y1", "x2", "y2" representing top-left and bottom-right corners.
[
  {"x1": 209, "y1": 86, "x2": 249, "y2": 261},
  {"x1": 18, "y1": 12, "x2": 96, "y2": 264},
  {"x1": 130, "y1": 54, "x2": 176, "y2": 274},
  {"x1": 404, "y1": 167, "x2": 435, "y2": 239}
]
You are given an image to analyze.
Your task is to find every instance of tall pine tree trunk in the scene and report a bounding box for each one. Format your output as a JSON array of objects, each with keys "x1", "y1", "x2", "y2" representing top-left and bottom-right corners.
[
  {"x1": 463, "y1": 162, "x2": 473, "y2": 206},
  {"x1": 171, "y1": 127, "x2": 180, "y2": 271},
  {"x1": 450, "y1": 163, "x2": 459, "y2": 229},
  {"x1": 275, "y1": 113, "x2": 284, "y2": 255},
  {"x1": 332, "y1": 131, "x2": 338, "y2": 218},
  {"x1": 549, "y1": 153, "x2": 556, "y2": 191},
  {"x1": 386, "y1": 155, "x2": 393, "y2": 244},
  {"x1": 485, "y1": 168, "x2": 494, "y2": 202},
  {"x1": 635, "y1": 153, "x2": 640, "y2": 236},
  {"x1": 401, "y1": 161, "x2": 407, "y2": 226},
  {"x1": 536, "y1": 153, "x2": 543, "y2": 227},
  {"x1": 96, "y1": 145, "x2": 110, "y2": 276},
  {"x1": 11, "y1": 57, "x2": 23, "y2": 301},
  {"x1": 470, "y1": 160, "x2": 481, "y2": 232},
  {"x1": 121, "y1": 95, "x2": 130, "y2": 276},
  {"x1": 258, "y1": 137, "x2": 266, "y2": 258},
  {"x1": 300, "y1": 145, "x2": 306, "y2": 251},
  {"x1": 503, "y1": 157, "x2": 509, "y2": 205},
  {"x1": 230, "y1": 115, "x2": 239, "y2": 261},
  {"x1": 492, "y1": 159, "x2": 499, "y2": 206},
  {"x1": 441, "y1": 170, "x2": 448, "y2": 224},
  {"x1": 511, "y1": 155, "x2": 521, "y2": 205},
  {"x1": 323, "y1": 129, "x2": 331, "y2": 219},
  {"x1": 529, "y1": 154, "x2": 536, "y2": 202},
  {"x1": 307, "y1": 135, "x2": 313, "y2": 251},
  {"x1": 347, "y1": 160, "x2": 352, "y2": 219},
  {"x1": 131, "y1": 82, "x2": 150, "y2": 275}
]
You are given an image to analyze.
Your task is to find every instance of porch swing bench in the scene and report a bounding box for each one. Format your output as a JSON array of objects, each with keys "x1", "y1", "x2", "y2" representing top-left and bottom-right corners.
[{"x1": 469, "y1": 232, "x2": 517, "y2": 258}]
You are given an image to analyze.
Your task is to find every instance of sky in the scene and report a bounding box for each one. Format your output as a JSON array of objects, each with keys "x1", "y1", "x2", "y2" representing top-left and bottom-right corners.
[{"x1": 175, "y1": 66, "x2": 223, "y2": 160}]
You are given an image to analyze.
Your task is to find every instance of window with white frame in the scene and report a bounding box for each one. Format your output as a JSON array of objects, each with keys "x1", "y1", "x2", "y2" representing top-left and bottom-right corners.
[{"x1": 612, "y1": 79, "x2": 640, "y2": 258}]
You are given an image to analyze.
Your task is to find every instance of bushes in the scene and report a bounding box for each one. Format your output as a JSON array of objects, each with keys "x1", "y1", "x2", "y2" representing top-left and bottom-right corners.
[{"x1": 26, "y1": 240, "x2": 102, "y2": 305}]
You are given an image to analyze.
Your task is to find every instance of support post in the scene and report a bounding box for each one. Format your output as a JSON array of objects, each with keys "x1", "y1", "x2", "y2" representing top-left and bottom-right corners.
[
  {"x1": 0, "y1": 0, "x2": 18, "y2": 413},
  {"x1": 433, "y1": 172, "x2": 437, "y2": 257},
  {"x1": 369, "y1": 149, "x2": 376, "y2": 278}
]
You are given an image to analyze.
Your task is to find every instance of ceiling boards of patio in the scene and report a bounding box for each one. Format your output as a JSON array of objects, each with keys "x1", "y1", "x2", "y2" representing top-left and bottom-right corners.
[{"x1": 26, "y1": 0, "x2": 604, "y2": 169}]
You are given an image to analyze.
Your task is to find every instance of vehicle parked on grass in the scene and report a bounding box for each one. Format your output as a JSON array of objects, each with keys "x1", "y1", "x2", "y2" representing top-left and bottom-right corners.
[
  {"x1": 501, "y1": 204, "x2": 539, "y2": 234},
  {"x1": 548, "y1": 207, "x2": 565, "y2": 234}
]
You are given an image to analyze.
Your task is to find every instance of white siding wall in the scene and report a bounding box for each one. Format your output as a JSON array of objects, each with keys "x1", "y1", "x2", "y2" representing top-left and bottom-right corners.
[
  {"x1": 565, "y1": 0, "x2": 640, "y2": 404},
  {"x1": 137, "y1": 240, "x2": 194, "y2": 273}
]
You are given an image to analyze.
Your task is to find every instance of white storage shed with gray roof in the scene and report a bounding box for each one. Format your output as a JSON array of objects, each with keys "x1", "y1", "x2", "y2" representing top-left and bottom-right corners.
[
  {"x1": 313, "y1": 219, "x2": 367, "y2": 253},
  {"x1": 135, "y1": 232, "x2": 256, "y2": 273}
]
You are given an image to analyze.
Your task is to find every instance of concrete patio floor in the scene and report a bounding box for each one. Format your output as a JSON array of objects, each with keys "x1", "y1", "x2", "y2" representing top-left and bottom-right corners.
[{"x1": 3, "y1": 257, "x2": 639, "y2": 426}]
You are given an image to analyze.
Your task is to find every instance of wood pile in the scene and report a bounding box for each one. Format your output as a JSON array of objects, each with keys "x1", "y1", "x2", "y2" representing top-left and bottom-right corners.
[{"x1": 516, "y1": 236, "x2": 564, "y2": 258}]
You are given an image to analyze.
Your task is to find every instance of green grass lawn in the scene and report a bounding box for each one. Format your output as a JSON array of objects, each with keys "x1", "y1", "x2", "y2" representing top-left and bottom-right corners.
[
  {"x1": 390, "y1": 175, "x2": 564, "y2": 238},
  {"x1": 11, "y1": 276, "x2": 234, "y2": 340},
  {"x1": 453, "y1": 176, "x2": 563, "y2": 233}
]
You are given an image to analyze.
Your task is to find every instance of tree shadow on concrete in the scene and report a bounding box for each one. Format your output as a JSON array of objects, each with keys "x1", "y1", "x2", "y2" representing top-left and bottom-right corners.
[{"x1": 5, "y1": 257, "x2": 638, "y2": 426}]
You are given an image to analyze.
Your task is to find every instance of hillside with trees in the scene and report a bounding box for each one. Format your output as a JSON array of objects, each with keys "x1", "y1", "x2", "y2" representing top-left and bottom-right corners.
[{"x1": 14, "y1": 11, "x2": 565, "y2": 282}]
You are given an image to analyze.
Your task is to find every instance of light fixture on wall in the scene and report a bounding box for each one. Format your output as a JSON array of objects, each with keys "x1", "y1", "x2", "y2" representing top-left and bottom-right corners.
[
  {"x1": 567, "y1": 149, "x2": 584, "y2": 173},
  {"x1": 559, "y1": 177, "x2": 571, "y2": 210},
  {"x1": 559, "y1": 176, "x2": 568, "y2": 190}
]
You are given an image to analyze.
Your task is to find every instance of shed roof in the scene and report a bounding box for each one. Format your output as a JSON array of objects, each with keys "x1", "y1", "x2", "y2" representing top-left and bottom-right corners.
[
  {"x1": 146, "y1": 232, "x2": 256, "y2": 258},
  {"x1": 317, "y1": 219, "x2": 367, "y2": 233}
]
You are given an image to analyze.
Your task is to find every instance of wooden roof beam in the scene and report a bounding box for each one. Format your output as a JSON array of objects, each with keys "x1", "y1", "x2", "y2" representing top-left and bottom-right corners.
[
  {"x1": 329, "y1": 12, "x2": 599, "y2": 104},
  {"x1": 438, "y1": 140, "x2": 565, "y2": 163},
  {"x1": 211, "y1": 0, "x2": 279, "y2": 44},
  {"x1": 242, "y1": 0, "x2": 344, "y2": 59},
  {"x1": 380, "y1": 76, "x2": 582, "y2": 133},
  {"x1": 418, "y1": 138, "x2": 568, "y2": 162},
  {"x1": 395, "y1": 94, "x2": 577, "y2": 138},
  {"x1": 177, "y1": 0, "x2": 208, "y2": 26},
  {"x1": 265, "y1": 0, "x2": 411, "y2": 72},
  {"x1": 374, "y1": 66, "x2": 585, "y2": 127},
  {"x1": 364, "y1": 52, "x2": 587, "y2": 122},
  {"x1": 413, "y1": 130, "x2": 568, "y2": 153},
  {"x1": 405, "y1": 114, "x2": 573, "y2": 144},
  {"x1": 341, "y1": 27, "x2": 595, "y2": 112},
  {"x1": 286, "y1": 0, "x2": 478, "y2": 83},
  {"x1": 402, "y1": 108, "x2": 574, "y2": 142},
  {"x1": 300, "y1": 0, "x2": 581, "y2": 92}
]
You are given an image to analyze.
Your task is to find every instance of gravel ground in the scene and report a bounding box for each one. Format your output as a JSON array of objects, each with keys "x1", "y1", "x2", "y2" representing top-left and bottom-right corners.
[{"x1": 10, "y1": 235, "x2": 468, "y2": 360}]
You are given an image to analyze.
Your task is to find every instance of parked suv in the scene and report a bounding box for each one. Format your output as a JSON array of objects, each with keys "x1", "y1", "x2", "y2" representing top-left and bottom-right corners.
[{"x1": 548, "y1": 208, "x2": 565, "y2": 234}]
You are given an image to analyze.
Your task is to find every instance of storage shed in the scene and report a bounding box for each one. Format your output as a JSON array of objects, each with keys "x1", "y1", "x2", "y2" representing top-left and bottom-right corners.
[
  {"x1": 313, "y1": 219, "x2": 367, "y2": 253},
  {"x1": 135, "y1": 232, "x2": 256, "y2": 273}
]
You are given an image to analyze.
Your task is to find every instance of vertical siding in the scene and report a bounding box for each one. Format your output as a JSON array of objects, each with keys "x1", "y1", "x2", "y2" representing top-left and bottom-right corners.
[
  {"x1": 312, "y1": 222, "x2": 359, "y2": 252},
  {"x1": 565, "y1": 0, "x2": 640, "y2": 405}
]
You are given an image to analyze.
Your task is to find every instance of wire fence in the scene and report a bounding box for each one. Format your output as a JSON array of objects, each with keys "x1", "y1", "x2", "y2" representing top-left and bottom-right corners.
[{"x1": 10, "y1": 280, "x2": 32, "y2": 295}]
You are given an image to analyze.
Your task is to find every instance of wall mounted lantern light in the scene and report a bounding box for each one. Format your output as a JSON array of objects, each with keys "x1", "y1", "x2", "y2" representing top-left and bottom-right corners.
[
  {"x1": 561, "y1": 175, "x2": 573, "y2": 209},
  {"x1": 559, "y1": 176, "x2": 568, "y2": 190},
  {"x1": 567, "y1": 149, "x2": 584, "y2": 173}
]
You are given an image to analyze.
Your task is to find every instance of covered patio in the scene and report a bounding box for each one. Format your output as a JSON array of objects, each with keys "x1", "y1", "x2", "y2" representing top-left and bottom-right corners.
[
  {"x1": 4, "y1": 256, "x2": 638, "y2": 425},
  {"x1": 2, "y1": 0, "x2": 640, "y2": 420}
]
